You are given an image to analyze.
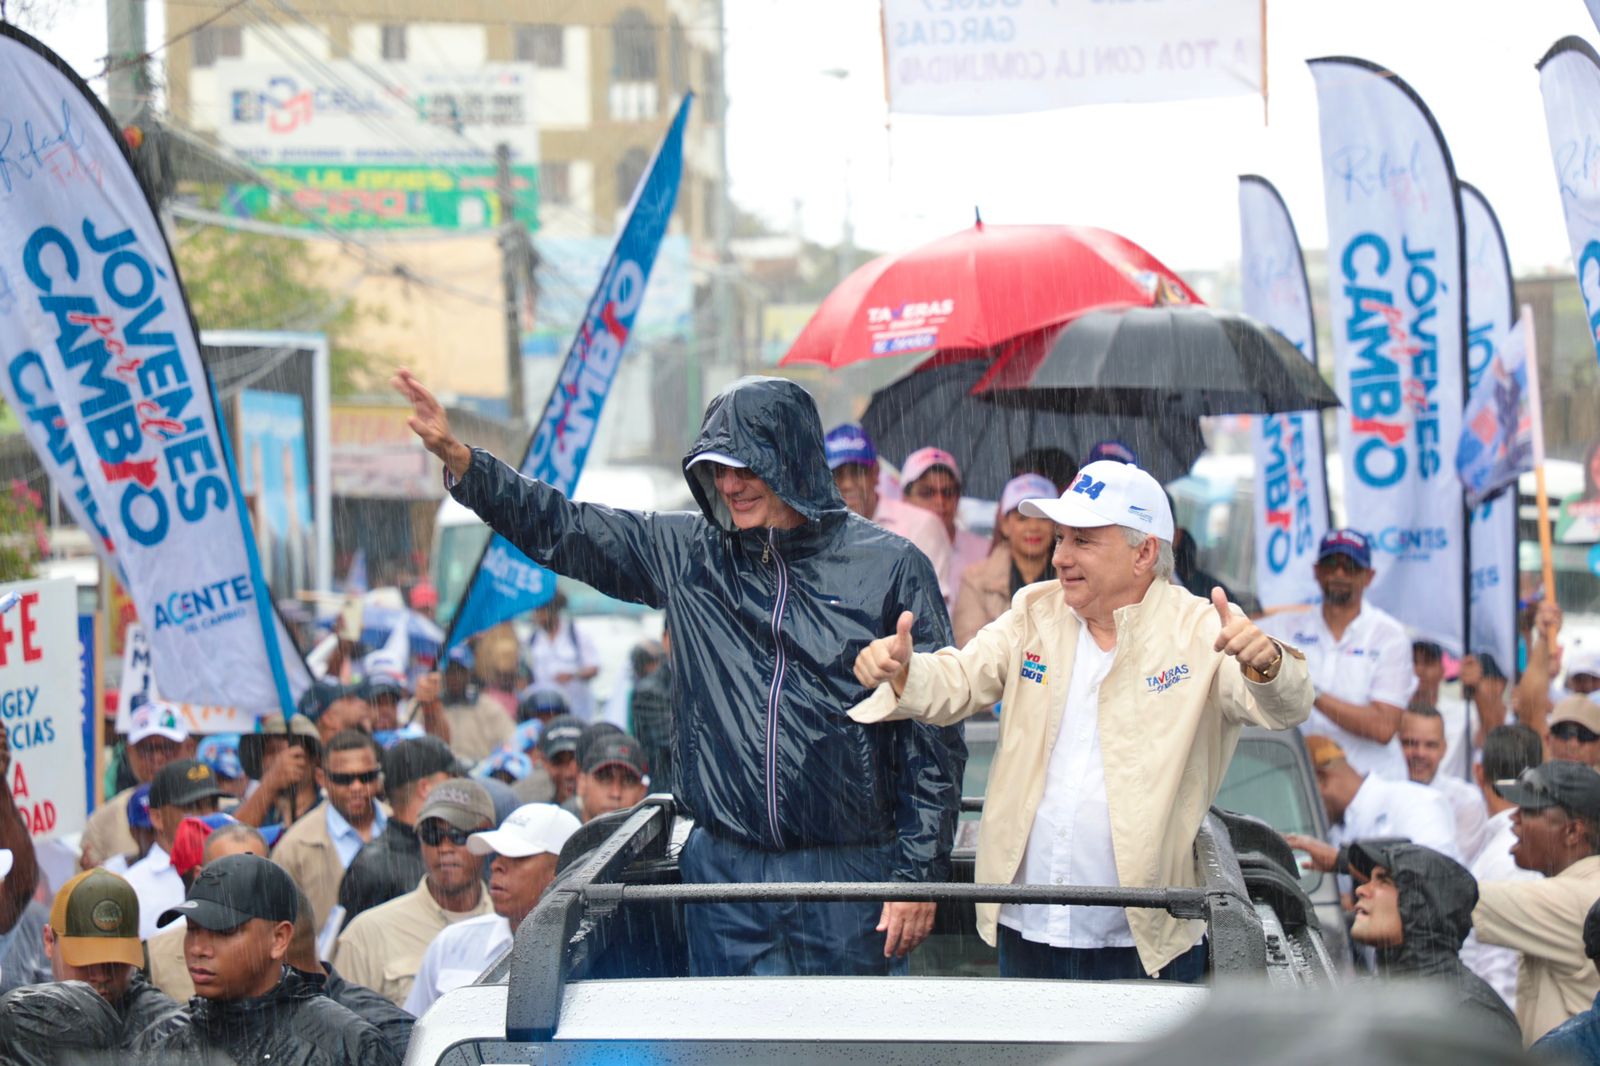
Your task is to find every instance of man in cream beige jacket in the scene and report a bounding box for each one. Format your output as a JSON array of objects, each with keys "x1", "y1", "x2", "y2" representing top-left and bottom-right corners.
[{"x1": 853, "y1": 460, "x2": 1311, "y2": 980}]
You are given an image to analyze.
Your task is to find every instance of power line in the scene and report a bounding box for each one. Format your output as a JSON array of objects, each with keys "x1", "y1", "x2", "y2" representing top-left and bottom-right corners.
[{"x1": 92, "y1": 0, "x2": 253, "y2": 81}]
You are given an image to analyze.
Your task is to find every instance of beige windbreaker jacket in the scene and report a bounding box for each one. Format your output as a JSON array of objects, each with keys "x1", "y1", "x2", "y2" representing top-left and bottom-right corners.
[{"x1": 850, "y1": 576, "x2": 1311, "y2": 975}]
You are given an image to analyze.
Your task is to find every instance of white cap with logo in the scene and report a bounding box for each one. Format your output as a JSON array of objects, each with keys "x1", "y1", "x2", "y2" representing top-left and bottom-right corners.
[
  {"x1": 128, "y1": 700, "x2": 189, "y2": 746},
  {"x1": 467, "y1": 802, "x2": 582, "y2": 859},
  {"x1": 1568, "y1": 646, "x2": 1600, "y2": 684},
  {"x1": 1019, "y1": 460, "x2": 1174, "y2": 542}
]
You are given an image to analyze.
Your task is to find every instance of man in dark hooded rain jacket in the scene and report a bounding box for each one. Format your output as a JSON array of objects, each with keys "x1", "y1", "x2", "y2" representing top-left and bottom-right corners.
[
  {"x1": 1347, "y1": 840, "x2": 1521, "y2": 1046},
  {"x1": 395, "y1": 369, "x2": 965, "y2": 975}
]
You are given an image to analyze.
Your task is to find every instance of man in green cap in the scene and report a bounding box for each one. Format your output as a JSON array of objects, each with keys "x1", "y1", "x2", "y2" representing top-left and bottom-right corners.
[{"x1": 42, "y1": 867, "x2": 182, "y2": 1047}]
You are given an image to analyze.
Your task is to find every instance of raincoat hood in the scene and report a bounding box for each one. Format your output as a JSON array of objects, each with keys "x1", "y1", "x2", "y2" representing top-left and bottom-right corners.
[
  {"x1": 1351, "y1": 841, "x2": 1476, "y2": 976},
  {"x1": 683, "y1": 376, "x2": 847, "y2": 531},
  {"x1": 0, "y1": 980, "x2": 121, "y2": 1065}
]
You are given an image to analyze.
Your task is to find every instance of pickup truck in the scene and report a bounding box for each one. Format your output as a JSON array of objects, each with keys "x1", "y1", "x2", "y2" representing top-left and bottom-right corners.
[{"x1": 406, "y1": 795, "x2": 1338, "y2": 1064}]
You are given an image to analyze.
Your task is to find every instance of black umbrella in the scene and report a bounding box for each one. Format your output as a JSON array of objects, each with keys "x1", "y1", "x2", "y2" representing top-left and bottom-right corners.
[
  {"x1": 979, "y1": 306, "x2": 1338, "y2": 416},
  {"x1": 861, "y1": 358, "x2": 1206, "y2": 499}
]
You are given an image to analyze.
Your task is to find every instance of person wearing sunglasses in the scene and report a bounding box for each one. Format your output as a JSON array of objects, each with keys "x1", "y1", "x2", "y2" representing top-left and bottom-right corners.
[
  {"x1": 1548, "y1": 696, "x2": 1600, "y2": 771},
  {"x1": 1473, "y1": 761, "x2": 1600, "y2": 1043},
  {"x1": 334, "y1": 778, "x2": 494, "y2": 1008},
  {"x1": 272, "y1": 730, "x2": 388, "y2": 936},
  {"x1": 1258, "y1": 528, "x2": 1415, "y2": 781}
]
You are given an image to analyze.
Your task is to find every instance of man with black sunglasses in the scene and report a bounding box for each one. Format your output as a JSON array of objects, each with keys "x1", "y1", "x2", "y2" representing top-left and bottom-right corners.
[
  {"x1": 333, "y1": 778, "x2": 493, "y2": 1006},
  {"x1": 1548, "y1": 696, "x2": 1600, "y2": 771},
  {"x1": 273, "y1": 730, "x2": 388, "y2": 935},
  {"x1": 1259, "y1": 528, "x2": 1415, "y2": 780},
  {"x1": 1474, "y1": 761, "x2": 1600, "y2": 1042}
]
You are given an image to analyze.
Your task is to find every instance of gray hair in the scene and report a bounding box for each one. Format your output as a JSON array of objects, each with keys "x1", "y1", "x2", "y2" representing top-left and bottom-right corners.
[{"x1": 1121, "y1": 526, "x2": 1175, "y2": 579}]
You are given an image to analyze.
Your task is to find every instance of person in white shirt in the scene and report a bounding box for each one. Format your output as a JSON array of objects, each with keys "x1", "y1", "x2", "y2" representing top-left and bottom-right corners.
[
  {"x1": 1400, "y1": 705, "x2": 1489, "y2": 861},
  {"x1": 1461, "y1": 724, "x2": 1546, "y2": 1010},
  {"x1": 404, "y1": 803, "x2": 580, "y2": 1016},
  {"x1": 125, "y1": 758, "x2": 226, "y2": 939},
  {"x1": 824, "y1": 425, "x2": 955, "y2": 602},
  {"x1": 1258, "y1": 529, "x2": 1415, "y2": 780},
  {"x1": 528, "y1": 593, "x2": 599, "y2": 721},
  {"x1": 899, "y1": 447, "x2": 991, "y2": 597},
  {"x1": 1287, "y1": 734, "x2": 1461, "y2": 873}
]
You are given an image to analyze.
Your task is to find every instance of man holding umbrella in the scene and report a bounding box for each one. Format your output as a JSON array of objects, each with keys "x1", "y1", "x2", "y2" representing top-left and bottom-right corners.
[{"x1": 852, "y1": 460, "x2": 1310, "y2": 979}]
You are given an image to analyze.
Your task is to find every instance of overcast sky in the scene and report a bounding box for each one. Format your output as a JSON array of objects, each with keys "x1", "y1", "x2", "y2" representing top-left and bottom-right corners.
[{"x1": 22, "y1": 0, "x2": 1600, "y2": 275}]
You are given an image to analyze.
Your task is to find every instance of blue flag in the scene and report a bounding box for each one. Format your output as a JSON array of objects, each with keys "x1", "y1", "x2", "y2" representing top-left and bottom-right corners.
[{"x1": 447, "y1": 95, "x2": 691, "y2": 647}]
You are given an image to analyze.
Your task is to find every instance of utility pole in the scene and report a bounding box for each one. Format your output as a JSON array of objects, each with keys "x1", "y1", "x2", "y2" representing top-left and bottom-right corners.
[
  {"x1": 496, "y1": 143, "x2": 530, "y2": 425},
  {"x1": 106, "y1": 0, "x2": 149, "y2": 127}
]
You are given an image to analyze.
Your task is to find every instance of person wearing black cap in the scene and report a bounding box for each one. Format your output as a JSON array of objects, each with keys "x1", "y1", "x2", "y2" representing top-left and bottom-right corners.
[
  {"x1": 573, "y1": 731, "x2": 651, "y2": 823},
  {"x1": 1532, "y1": 897, "x2": 1600, "y2": 1059},
  {"x1": 1344, "y1": 840, "x2": 1520, "y2": 1046},
  {"x1": 337, "y1": 736, "x2": 459, "y2": 927},
  {"x1": 147, "y1": 854, "x2": 401, "y2": 1066},
  {"x1": 126, "y1": 759, "x2": 226, "y2": 940},
  {"x1": 1473, "y1": 761, "x2": 1600, "y2": 1042},
  {"x1": 537, "y1": 714, "x2": 584, "y2": 805}
]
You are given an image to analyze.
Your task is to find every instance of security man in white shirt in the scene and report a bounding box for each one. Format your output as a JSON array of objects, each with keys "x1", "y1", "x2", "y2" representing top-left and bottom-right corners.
[
  {"x1": 851, "y1": 460, "x2": 1312, "y2": 980},
  {"x1": 403, "y1": 803, "x2": 580, "y2": 1016},
  {"x1": 1258, "y1": 529, "x2": 1416, "y2": 780},
  {"x1": 1286, "y1": 734, "x2": 1461, "y2": 873}
]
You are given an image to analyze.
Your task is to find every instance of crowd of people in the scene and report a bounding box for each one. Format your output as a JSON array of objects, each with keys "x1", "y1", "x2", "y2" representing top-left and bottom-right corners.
[{"x1": 2, "y1": 371, "x2": 1600, "y2": 1061}]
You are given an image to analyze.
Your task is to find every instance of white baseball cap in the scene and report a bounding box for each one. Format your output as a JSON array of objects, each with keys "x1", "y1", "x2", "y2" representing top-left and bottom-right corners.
[
  {"x1": 1019, "y1": 460, "x2": 1174, "y2": 542},
  {"x1": 901, "y1": 447, "x2": 962, "y2": 488},
  {"x1": 467, "y1": 802, "x2": 581, "y2": 859},
  {"x1": 128, "y1": 701, "x2": 188, "y2": 746},
  {"x1": 686, "y1": 451, "x2": 747, "y2": 470},
  {"x1": 1569, "y1": 646, "x2": 1600, "y2": 683}
]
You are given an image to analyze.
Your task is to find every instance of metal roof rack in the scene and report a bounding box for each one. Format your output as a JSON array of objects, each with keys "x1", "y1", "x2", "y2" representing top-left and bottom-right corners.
[{"x1": 503, "y1": 797, "x2": 1280, "y2": 1042}]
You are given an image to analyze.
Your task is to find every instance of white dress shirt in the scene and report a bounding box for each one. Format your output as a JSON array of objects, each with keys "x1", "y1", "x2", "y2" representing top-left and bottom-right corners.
[
  {"x1": 1429, "y1": 772, "x2": 1489, "y2": 863},
  {"x1": 529, "y1": 619, "x2": 599, "y2": 721},
  {"x1": 1259, "y1": 603, "x2": 1415, "y2": 780},
  {"x1": 1460, "y1": 808, "x2": 1542, "y2": 1009},
  {"x1": 403, "y1": 913, "x2": 512, "y2": 1017},
  {"x1": 123, "y1": 843, "x2": 185, "y2": 940},
  {"x1": 1329, "y1": 774, "x2": 1461, "y2": 863},
  {"x1": 1000, "y1": 623, "x2": 1130, "y2": 949}
]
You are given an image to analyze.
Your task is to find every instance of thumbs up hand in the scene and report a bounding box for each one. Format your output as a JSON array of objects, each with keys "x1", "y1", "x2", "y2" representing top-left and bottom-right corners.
[
  {"x1": 855, "y1": 611, "x2": 916, "y2": 694},
  {"x1": 1211, "y1": 587, "x2": 1282, "y2": 676}
]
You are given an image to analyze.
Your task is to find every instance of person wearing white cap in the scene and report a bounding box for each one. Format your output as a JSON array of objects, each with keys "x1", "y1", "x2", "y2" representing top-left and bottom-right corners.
[
  {"x1": 80, "y1": 700, "x2": 196, "y2": 870},
  {"x1": 403, "y1": 803, "x2": 580, "y2": 1016},
  {"x1": 851, "y1": 460, "x2": 1312, "y2": 981},
  {"x1": 901, "y1": 446, "x2": 992, "y2": 597},
  {"x1": 953, "y1": 473, "x2": 1058, "y2": 647}
]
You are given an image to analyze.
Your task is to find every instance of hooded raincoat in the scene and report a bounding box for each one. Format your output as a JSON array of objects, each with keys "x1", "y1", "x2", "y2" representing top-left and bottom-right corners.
[
  {"x1": 1351, "y1": 841, "x2": 1521, "y2": 1046},
  {"x1": 448, "y1": 377, "x2": 965, "y2": 881},
  {"x1": 0, "y1": 980, "x2": 124, "y2": 1066}
]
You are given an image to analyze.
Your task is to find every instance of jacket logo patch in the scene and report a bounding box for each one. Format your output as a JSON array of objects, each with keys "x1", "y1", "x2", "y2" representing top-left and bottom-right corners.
[
  {"x1": 1145, "y1": 663, "x2": 1191, "y2": 694},
  {"x1": 1020, "y1": 652, "x2": 1048, "y2": 683}
]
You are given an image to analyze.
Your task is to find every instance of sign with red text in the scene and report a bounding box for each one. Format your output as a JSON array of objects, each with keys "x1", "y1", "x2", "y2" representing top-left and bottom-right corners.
[
  {"x1": 0, "y1": 26, "x2": 310, "y2": 713},
  {"x1": 1, "y1": 577, "x2": 85, "y2": 840},
  {"x1": 882, "y1": 0, "x2": 1263, "y2": 115}
]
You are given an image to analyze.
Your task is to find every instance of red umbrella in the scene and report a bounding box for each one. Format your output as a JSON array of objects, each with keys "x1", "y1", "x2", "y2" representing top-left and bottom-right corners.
[{"x1": 779, "y1": 222, "x2": 1200, "y2": 369}]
